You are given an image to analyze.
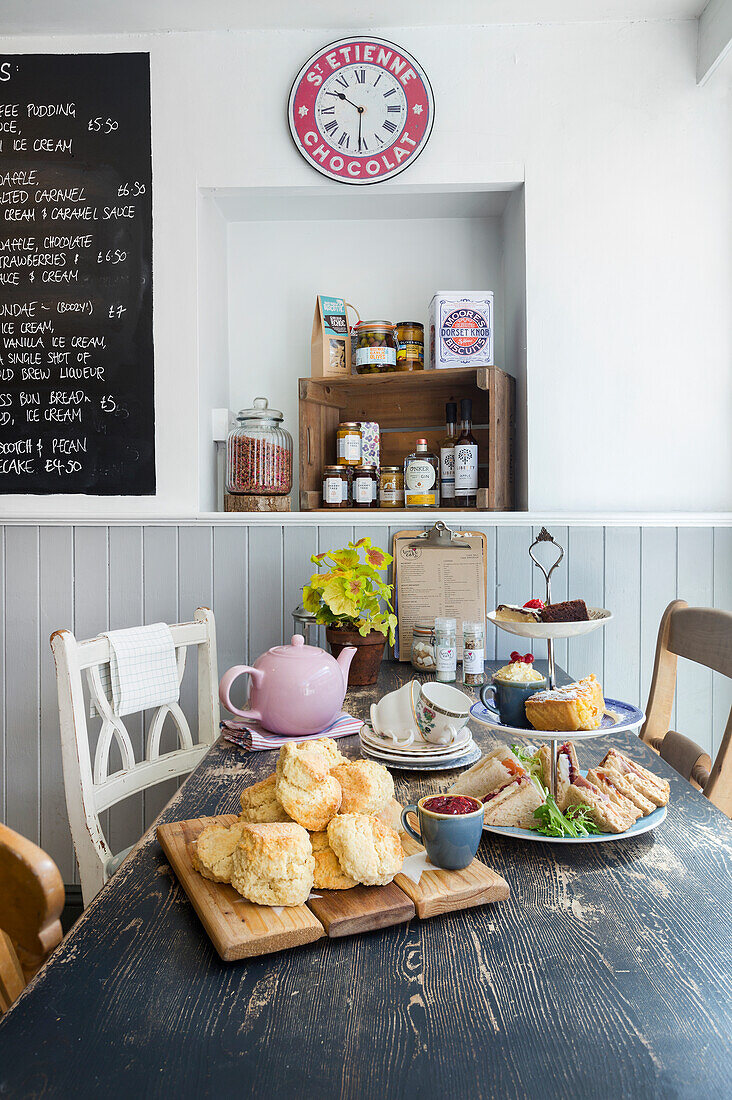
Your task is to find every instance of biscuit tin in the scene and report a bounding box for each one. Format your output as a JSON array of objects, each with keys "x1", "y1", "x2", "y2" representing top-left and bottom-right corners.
[{"x1": 428, "y1": 292, "x2": 494, "y2": 369}]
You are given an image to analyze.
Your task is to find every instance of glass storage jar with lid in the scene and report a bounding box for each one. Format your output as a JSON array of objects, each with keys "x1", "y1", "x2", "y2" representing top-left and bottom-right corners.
[
  {"x1": 226, "y1": 397, "x2": 293, "y2": 495},
  {"x1": 353, "y1": 320, "x2": 398, "y2": 374},
  {"x1": 411, "y1": 621, "x2": 436, "y2": 671}
]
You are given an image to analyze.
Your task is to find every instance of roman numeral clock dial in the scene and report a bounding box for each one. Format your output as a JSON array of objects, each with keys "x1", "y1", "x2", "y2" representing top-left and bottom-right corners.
[{"x1": 288, "y1": 36, "x2": 434, "y2": 185}]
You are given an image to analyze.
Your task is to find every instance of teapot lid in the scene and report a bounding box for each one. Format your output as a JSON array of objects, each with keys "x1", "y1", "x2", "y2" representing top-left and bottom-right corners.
[{"x1": 269, "y1": 634, "x2": 323, "y2": 656}]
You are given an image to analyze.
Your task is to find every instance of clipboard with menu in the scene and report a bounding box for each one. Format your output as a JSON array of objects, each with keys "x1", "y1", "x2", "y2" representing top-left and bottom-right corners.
[{"x1": 392, "y1": 523, "x2": 488, "y2": 660}]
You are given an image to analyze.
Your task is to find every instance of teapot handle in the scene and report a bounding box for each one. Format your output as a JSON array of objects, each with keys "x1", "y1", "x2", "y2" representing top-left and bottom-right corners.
[{"x1": 219, "y1": 665, "x2": 264, "y2": 721}]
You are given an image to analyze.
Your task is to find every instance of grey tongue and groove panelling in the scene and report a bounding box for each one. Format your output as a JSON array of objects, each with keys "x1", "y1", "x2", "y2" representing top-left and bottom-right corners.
[{"x1": 0, "y1": 522, "x2": 729, "y2": 884}]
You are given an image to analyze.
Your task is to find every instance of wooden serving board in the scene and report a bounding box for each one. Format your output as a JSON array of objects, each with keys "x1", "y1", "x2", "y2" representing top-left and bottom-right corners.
[
  {"x1": 158, "y1": 815, "x2": 510, "y2": 962},
  {"x1": 394, "y1": 829, "x2": 511, "y2": 918},
  {"x1": 157, "y1": 815, "x2": 324, "y2": 962},
  {"x1": 307, "y1": 882, "x2": 415, "y2": 937}
]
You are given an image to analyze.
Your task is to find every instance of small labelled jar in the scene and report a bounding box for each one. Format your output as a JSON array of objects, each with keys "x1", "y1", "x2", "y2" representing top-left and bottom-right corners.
[
  {"x1": 434, "y1": 617, "x2": 457, "y2": 683},
  {"x1": 226, "y1": 397, "x2": 293, "y2": 495},
  {"x1": 322, "y1": 464, "x2": 349, "y2": 509},
  {"x1": 353, "y1": 464, "x2": 378, "y2": 508},
  {"x1": 411, "y1": 621, "x2": 436, "y2": 672},
  {"x1": 353, "y1": 320, "x2": 398, "y2": 374},
  {"x1": 336, "y1": 422, "x2": 362, "y2": 466},
  {"x1": 462, "y1": 620, "x2": 486, "y2": 685},
  {"x1": 396, "y1": 321, "x2": 424, "y2": 371},
  {"x1": 379, "y1": 466, "x2": 404, "y2": 509}
]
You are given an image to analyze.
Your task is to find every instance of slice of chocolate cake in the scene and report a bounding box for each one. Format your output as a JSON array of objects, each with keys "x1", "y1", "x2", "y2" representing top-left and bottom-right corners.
[{"x1": 539, "y1": 599, "x2": 589, "y2": 623}]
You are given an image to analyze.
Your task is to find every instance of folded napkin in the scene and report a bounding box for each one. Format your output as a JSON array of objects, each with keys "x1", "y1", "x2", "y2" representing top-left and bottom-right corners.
[
  {"x1": 91, "y1": 623, "x2": 179, "y2": 718},
  {"x1": 221, "y1": 712, "x2": 361, "y2": 751}
]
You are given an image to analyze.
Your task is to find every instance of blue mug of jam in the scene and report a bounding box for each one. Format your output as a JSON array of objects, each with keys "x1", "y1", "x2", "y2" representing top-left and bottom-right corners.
[{"x1": 401, "y1": 794, "x2": 484, "y2": 870}]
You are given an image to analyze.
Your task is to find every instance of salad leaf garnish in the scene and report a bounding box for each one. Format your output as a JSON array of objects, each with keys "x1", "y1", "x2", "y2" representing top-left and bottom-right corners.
[
  {"x1": 531, "y1": 794, "x2": 601, "y2": 838},
  {"x1": 511, "y1": 743, "x2": 545, "y2": 782}
]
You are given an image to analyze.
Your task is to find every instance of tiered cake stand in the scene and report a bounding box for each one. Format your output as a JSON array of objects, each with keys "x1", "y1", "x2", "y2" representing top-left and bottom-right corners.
[{"x1": 474, "y1": 528, "x2": 645, "y2": 799}]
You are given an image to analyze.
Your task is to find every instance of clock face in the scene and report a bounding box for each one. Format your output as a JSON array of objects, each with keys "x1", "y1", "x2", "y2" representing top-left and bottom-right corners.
[{"x1": 288, "y1": 36, "x2": 434, "y2": 185}]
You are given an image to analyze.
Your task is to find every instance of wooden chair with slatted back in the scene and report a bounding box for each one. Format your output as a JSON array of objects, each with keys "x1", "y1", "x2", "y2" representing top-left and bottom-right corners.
[
  {"x1": 640, "y1": 600, "x2": 732, "y2": 817},
  {"x1": 0, "y1": 822, "x2": 64, "y2": 1016},
  {"x1": 51, "y1": 607, "x2": 220, "y2": 907}
]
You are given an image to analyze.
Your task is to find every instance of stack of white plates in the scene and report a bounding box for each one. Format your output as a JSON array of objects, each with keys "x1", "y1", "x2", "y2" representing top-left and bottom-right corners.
[{"x1": 359, "y1": 721, "x2": 481, "y2": 772}]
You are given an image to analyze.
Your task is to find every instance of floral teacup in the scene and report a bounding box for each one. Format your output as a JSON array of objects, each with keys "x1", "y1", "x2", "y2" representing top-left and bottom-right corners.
[{"x1": 412, "y1": 681, "x2": 472, "y2": 746}]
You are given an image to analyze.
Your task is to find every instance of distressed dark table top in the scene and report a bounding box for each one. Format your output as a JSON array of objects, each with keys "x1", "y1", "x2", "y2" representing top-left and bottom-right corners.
[{"x1": 1, "y1": 661, "x2": 731, "y2": 1100}]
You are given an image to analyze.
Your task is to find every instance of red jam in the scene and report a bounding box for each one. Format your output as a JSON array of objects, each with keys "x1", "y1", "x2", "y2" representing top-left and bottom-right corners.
[{"x1": 423, "y1": 795, "x2": 480, "y2": 816}]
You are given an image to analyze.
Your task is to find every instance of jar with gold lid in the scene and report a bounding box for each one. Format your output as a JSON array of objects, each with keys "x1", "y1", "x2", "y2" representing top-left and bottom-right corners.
[
  {"x1": 336, "y1": 422, "x2": 362, "y2": 466},
  {"x1": 379, "y1": 466, "x2": 404, "y2": 508},
  {"x1": 322, "y1": 464, "x2": 349, "y2": 509},
  {"x1": 353, "y1": 464, "x2": 378, "y2": 508},
  {"x1": 396, "y1": 321, "x2": 424, "y2": 371}
]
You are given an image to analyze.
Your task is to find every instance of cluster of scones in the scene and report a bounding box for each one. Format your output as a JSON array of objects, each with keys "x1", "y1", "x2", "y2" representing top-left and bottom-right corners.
[{"x1": 191, "y1": 738, "x2": 404, "y2": 907}]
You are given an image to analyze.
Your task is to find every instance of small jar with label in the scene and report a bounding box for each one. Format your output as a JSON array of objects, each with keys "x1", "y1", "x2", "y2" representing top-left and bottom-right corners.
[
  {"x1": 411, "y1": 621, "x2": 436, "y2": 671},
  {"x1": 336, "y1": 422, "x2": 362, "y2": 466},
  {"x1": 396, "y1": 321, "x2": 424, "y2": 371},
  {"x1": 462, "y1": 620, "x2": 485, "y2": 685},
  {"x1": 322, "y1": 465, "x2": 349, "y2": 509},
  {"x1": 353, "y1": 464, "x2": 377, "y2": 508},
  {"x1": 434, "y1": 617, "x2": 457, "y2": 683},
  {"x1": 353, "y1": 320, "x2": 398, "y2": 374},
  {"x1": 379, "y1": 466, "x2": 404, "y2": 508}
]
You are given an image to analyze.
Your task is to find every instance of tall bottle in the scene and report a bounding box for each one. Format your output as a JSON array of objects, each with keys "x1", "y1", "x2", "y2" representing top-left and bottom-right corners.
[
  {"x1": 454, "y1": 397, "x2": 479, "y2": 507},
  {"x1": 404, "y1": 437, "x2": 440, "y2": 509},
  {"x1": 439, "y1": 401, "x2": 457, "y2": 507}
]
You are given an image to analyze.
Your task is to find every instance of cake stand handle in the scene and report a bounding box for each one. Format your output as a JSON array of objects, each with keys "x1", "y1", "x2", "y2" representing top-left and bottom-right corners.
[{"x1": 529, "y1": 527, "x2": 565, "y2": 691}]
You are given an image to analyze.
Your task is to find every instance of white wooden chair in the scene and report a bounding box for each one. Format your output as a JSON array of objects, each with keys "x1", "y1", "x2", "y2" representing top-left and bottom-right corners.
[{"x1": 51, "y1": 607, "x2": 220, "y2": 905}]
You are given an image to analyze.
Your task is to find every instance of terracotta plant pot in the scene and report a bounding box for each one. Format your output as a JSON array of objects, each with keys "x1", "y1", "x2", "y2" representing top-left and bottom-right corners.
[{"x1": 326, "y1": 626, "x2": 386, "y2": 687}]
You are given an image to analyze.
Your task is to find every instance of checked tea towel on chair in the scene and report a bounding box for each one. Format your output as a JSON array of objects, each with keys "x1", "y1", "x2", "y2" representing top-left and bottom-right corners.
[{"x1": 92, "y1": 623, "x2": 180, "y2": 717}]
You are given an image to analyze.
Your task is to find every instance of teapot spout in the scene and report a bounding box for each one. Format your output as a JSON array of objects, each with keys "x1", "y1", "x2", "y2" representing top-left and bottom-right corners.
[{"x1": 336, "y1": 645, "x2": 357, "y2": 688}]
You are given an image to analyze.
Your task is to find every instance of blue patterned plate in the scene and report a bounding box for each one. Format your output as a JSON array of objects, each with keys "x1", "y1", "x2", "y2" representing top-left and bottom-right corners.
[{"x1": 469, "y1": 697, "x2": 645, "y2": 741}]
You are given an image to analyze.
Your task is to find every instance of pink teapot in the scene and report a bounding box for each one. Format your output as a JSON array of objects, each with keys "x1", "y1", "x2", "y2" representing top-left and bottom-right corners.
[{"x1": 218, "y1": 634, "x2": 356, "y2": 736}]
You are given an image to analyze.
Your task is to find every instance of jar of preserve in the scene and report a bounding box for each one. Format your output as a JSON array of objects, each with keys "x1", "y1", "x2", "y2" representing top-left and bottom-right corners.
[
  {"x1": 353, "y1": 320, "x2": 398, "y2": 374},
  {"x1": 396, "y1": 321, "x2": 424, "y2": 371},
  {"x1": 353, "y1": 464, "x2": 377, "y2": 508},
  {"x1": 336, "y1": 422, "x2": 362, "y2": 466},
  {"x1": 322, "y1": 464, "x2": 349, "y2": 508},
  {"x1": 226, "y1": 397, "x2": 293, "y2": 495},
  {"x1": 379, "y1": 466, "x2": 404, "y2": 508},
  {"x1": 411, "y1": 621, "x2": 436, "y2": 671}
]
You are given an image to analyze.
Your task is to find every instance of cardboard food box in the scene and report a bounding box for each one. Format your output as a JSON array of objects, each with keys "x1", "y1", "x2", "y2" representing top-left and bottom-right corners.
[
  {"x1": 311, "y1": 296, "x2": 352, "y2": 378},
  {"x1": 429, "y1": 292, "x2": 494, "y2": 369}
]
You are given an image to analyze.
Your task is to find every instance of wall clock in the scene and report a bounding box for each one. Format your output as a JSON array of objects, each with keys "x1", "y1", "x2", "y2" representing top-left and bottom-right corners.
[{"x1": 288, "y1": 36, "x2": 434, "y2": 185}]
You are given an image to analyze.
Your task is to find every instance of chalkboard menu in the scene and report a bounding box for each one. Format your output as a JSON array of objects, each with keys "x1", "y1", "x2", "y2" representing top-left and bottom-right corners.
[{"x1": 0, "y1": 53, "x2": 155, "y2": 495}]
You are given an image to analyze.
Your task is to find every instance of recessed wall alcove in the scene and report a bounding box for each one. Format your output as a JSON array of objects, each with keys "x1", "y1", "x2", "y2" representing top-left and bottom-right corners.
[{"x1": 197, "y1": 180, "x2": 528, "y2": 513}]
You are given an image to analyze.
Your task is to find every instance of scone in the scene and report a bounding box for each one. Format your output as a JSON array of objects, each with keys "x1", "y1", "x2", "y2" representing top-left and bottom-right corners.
[
  {"x1": 310, "y1": 830, "x2": 358, "y2": 890},
  {"x1": 376, "y1": 797, "x2": 403, "y2": 832},
  {"x1": 330, "y1": 759, "x2": 394, "y2": 815},
  {"x1": 524, "y1": 675, "x2": 605, "y2": 732},
  {"x1": 239, "y1": 774, "x2": 292, "y2": 823},
  {"x1": 191, "y1": 820, "x2": 248, "y2": 883},
  {"x1": 327, "y1": 813, "x2": 403, "y2": 887},
  {"x1": 306, "y1": 737, "x2": 346, "y2": 769},
  {"x1": 230, "y1": 822, "x2": 314, "y2": 906},
  {"x1": 276, "y1": 741, "x2": 342, "y2": 831}
]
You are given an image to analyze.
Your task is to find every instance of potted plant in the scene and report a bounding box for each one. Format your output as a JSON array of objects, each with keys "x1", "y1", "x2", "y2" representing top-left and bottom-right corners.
[{"x1": 302, "y1": 537, "x2": 398, "y2": 686}]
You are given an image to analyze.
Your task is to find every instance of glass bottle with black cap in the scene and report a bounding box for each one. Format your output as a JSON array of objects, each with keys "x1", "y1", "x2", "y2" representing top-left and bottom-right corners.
[{"x1": 454, "y1": 397, "x2": 479, "y2": 507}]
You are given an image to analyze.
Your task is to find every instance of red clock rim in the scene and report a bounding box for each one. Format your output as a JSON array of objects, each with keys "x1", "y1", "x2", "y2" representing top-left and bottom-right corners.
[{"x1": 287, "y1": 34, "x2": 435, "y2": 186}]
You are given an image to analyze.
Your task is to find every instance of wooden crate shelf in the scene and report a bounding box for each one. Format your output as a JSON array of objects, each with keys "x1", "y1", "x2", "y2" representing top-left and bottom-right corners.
[{"x1": 299, "y1": 367, "x2": 515, "y2": 512}]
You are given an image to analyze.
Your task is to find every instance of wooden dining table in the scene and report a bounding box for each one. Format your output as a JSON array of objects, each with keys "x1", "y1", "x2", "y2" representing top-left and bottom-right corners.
[{"x1": 1, "y1": 660, "x2": 731, "y2": 1099}]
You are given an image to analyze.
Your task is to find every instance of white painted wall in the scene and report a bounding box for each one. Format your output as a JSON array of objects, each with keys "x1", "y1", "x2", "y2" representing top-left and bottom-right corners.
[{"x1": 0, "y1": 18, "x2": 729, "y2": 515}]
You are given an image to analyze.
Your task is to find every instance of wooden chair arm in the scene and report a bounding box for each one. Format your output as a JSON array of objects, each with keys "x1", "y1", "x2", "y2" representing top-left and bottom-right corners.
[{"x1": 654, "y1": 730, "x2": 711, "y2": 792}]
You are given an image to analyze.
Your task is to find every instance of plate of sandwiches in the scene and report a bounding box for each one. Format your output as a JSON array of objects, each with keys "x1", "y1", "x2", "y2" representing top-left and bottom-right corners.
[
  {"x1": 490, "y1": 598, "x2": 612, "y2": 639},
  {"x1": 470, "y1": 674, "x2": 646, "y2": 741},
  {"x1": 448, "y1": 742, "x2": 669, "y2": 842}
]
